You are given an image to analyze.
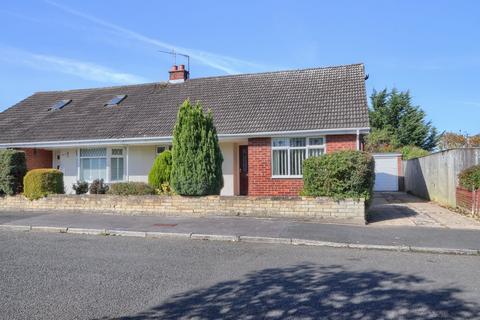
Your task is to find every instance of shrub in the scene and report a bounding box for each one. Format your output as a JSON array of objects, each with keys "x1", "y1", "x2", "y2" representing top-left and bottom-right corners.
[
  {"x1": 89, "y1": 179, "x2": 109, "y2": 194},
  {"x1": 108, "y1": 182, "x2": 155, "y2": 195},
  {"x1": 170, "y1": 99, "x2": 223, "y2": 195},
  {"x1": 23, "y1": 169, "x2": 64, "y2": 200},
  {"x1": 400, "y1": 145, "x2": 429, "y2": 160},
  {"x1": 148, "y1": 150, "x2": 172, "y2": 189},
  {"x1": 72, "y1": 180, "x2": 89, "y2": 195},
  {"x1": 458, "y1": 165, "x2": 480, "y2": 191},
  {"x1": 0, "y1": 149, "x2": 27, "y2": 195},
  {"x1": 302, "y1": 150, "x2": 375, "y2": 203}
]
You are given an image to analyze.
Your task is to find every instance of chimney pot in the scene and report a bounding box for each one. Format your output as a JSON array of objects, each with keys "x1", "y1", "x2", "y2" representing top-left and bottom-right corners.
[
  {"x1": 178, "y1": 64, "x2": 185, "y2": 70},
  {"x1": 170, "y1": 65, "x2": 178, "y2": 71}
]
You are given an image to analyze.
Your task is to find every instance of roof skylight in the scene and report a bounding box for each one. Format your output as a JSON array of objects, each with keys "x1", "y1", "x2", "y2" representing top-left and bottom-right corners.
[
  {"x1": 105, "y1": 94, "x2": 127, "y2": 107},
  {"x1": 48, "y1": 99, "x2": 72, "y2": 111}
]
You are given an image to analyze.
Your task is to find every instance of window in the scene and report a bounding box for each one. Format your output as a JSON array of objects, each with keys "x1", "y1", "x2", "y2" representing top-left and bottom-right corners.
[
  {"x1": 105, "y1": 95, "x2": 127, "y2": 107},
  {"x1": 156, "y1": 145, "x2": 171, "y2": 154},
  {"x1": 272, "y1": 137, "x2": 325, "y2": 177},
  {"x1": 80, "y1": 148, "x2": 107, "y2": 181},
  {"x1": 49, "y1": 99, "x2": 72, "y2": 111},
  {"x1": 110, "y1": 148, "x2": 124, "y2": 181}
]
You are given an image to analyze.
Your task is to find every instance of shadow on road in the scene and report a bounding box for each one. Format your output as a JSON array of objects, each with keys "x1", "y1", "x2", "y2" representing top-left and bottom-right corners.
[{"x1": 105, "y1": 263, "x2": 480, "y2": 319}]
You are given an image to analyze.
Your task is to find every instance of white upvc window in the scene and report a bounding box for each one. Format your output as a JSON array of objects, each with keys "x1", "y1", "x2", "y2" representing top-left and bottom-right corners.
[
  {"x1": 110, "y1": 148, "x2": 125, "y2": 182},
  {"x1": 79, "y1": 148, "x2": 107, "y2": 182},
  {"x1": 156, "y1": 145, "x2": 171, "y2": 154},
  {"x1": 79, "y1": 147, "x2": 125, "y2": 182},
  {"x1": 271, "y1": 137, "x2": 326, "y2": 178}
]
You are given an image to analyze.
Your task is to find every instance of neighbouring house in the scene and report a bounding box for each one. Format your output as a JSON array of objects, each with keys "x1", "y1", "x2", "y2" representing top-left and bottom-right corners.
[{"x1": 0, "y1": 63, "x2": 370, "y2": 196}]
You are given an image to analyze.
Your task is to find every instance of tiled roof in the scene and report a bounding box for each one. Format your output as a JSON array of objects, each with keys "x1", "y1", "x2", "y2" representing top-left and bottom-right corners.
[{"x1": 0, "y1": 63, "x2": 369, "y2": 144}]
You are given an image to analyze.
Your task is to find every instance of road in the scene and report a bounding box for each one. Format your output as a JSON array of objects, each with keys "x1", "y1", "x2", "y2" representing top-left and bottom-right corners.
[{"x1": 1, "y1": 231, "x2": 480, "y2": 319}]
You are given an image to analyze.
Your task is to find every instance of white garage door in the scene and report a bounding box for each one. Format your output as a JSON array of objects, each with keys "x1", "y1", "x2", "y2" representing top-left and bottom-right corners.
[{"x1": 373, "y1": 154, "x2": 399, "y2": 192}]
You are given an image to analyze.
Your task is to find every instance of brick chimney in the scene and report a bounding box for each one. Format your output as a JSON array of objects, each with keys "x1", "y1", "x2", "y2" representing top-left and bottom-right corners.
[{"x1": 169, "y1": 64, "x2": 189, "y2": 83}]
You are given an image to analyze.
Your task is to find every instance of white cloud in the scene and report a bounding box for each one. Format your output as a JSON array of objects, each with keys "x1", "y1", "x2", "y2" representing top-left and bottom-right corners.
[
  {"x1": 44, "y1": 0, "x2": 264, "y2": 75},
  {"x1": 0, "y1": 46, "x2": 147, "y2": 84}
]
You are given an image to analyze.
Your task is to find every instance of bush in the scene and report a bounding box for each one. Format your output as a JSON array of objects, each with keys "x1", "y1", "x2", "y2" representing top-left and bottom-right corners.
[
  {"x1": 458, "y1": 165, "x2": 480, "y2": 191},
  {"x1": 72, "y1": 181, "x2": 89, "y2": 195},
  {"x1": 170, "y1": 99, "x2": 223, "y2": 195},
  {"x1": 23, "y1": 169, "x2": 64, "y2": 200},
  {"x1": 148, "y1": 150, "x2": 172, "y2": 189},
  {"x1": 302, "y1": 150, "x2": 375, "y2": 203},
  {"x1": 0, "y1": 150, "x2": 27, "y2": 195},
  {"x1": 400, "y1": 145, "x2": 429, "y2": 160},
  {"x1": 89, "y1": 179, "x2": 109, "y2": 194},
  {"x1": 108, "y1": 182, "x2": 155, "y2": 195}
]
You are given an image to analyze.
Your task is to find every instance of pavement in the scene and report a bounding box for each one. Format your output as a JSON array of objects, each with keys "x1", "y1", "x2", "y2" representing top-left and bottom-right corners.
[
  {"x1": 1, "y1": 204, "x2": 480, "y2": 255},
  {"x1": 1, "y1": 231, "x2": 480, "y2": 319},
  {"x1": 369, "y1": 192, "x2": 480, "y2": 229}
]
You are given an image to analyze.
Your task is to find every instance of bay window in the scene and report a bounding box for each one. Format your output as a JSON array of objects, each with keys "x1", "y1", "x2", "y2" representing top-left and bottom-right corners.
[{"x1": 272, "y1": 137, "x2": 325, "y2": 177}]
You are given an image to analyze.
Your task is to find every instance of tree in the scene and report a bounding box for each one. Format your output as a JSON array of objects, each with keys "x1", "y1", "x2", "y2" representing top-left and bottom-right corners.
[
  {"x1": 369, "y1": 89, "x2": 438, "y2": 151},
  {"x1": 439, "y1": 132, "x2": 480, "y2": 150},
  {"x1": 170, "y1": 99, "x2": 223, "y2": 195},
  {"x1": 148, "y1": 150, "x2": 172, "y2": 189}
]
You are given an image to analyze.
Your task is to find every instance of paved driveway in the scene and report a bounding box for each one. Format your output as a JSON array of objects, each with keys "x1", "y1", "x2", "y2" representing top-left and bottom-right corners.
[{"x1": 368, "y1": 192, "x2": 480, "y2": 229}]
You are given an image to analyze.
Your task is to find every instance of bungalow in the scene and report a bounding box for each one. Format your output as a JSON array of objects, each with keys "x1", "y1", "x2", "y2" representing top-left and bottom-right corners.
[{"x1": 0, "y1": 63, "x2": 370, "y2": 196}]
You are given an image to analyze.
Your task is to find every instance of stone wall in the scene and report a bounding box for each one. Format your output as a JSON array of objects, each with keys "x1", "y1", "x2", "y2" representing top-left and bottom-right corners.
[{"x1": 0, "y1": 195, "x2": 366, "y2": 222}]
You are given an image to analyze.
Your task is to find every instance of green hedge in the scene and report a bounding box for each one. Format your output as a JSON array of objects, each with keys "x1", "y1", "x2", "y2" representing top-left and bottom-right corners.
[
  {"x1": 23, "y1": 169, "x2": 64, "y2": 200},
  {"x1": 108, "y1": 182, "x2": 155, "y2": 195},
  {"x1": 458, "y1": 165, "x2": 480, "y2": 191},
  {"x1": 0, "y1": 150, "x2": 27, "y2": 195},
  {"x1": 302, "y1": 150, "x2": 375, "y2": 202},
  {"x1": 148, "y1": 150, "x2": 172, "y2": 189}
]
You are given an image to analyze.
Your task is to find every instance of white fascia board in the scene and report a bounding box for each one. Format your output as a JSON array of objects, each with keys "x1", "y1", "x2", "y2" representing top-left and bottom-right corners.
[{"x1": 0, "y1": 127, "x2": 370, "y2": 148}]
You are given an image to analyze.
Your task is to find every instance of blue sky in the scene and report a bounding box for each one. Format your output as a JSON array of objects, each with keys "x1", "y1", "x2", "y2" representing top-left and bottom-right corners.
[{"x1": 1, "y1": 0, "x2": 479, "y2": 133}]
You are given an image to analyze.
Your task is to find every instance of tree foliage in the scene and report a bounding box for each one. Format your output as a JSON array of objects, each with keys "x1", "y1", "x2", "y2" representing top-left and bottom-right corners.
[
  {"x1": 0, "y1": 149, "x2": 27, "y2": 195},
  {"x1": 170, "y1": 99, "x2": 223, "y2": 195},
  {"x1": 148, "y1": 150, "x2": 172, "y2": 189},
  {"x1": 438, "y1": 132, "x2": 480, "y2": 150},
  {"x1": 368, "y1": 89, "x2": 438, "y2": 151}
]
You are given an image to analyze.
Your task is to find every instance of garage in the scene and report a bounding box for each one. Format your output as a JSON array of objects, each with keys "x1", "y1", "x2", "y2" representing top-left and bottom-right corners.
[{"x1": 373, "y1": 153, "x2": 401, "y2": 192}]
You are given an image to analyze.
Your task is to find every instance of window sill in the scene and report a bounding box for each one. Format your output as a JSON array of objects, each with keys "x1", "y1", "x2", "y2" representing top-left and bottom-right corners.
[{"x1": 271, "y1": 175, "x2": 303, "y2": 179}]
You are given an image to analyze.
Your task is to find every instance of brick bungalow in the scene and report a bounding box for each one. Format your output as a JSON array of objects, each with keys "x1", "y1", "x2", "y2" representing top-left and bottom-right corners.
[{"x1": 0, "y1": 63, "x2": 370, "y2": 196}]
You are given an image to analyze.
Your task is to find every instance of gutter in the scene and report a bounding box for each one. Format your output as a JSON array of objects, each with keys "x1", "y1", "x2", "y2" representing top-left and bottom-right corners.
[{"x1": 0, "y1": 127, "x2": 370, "y2": 149}]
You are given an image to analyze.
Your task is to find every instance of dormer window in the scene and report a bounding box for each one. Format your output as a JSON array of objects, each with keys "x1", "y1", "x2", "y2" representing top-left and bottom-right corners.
[
  {"x1": 105, "y1": 94, "x2": 127, "y2": 107},
  {"x1": 48, "y1": 99, "x2": 72, "y2": 111}
]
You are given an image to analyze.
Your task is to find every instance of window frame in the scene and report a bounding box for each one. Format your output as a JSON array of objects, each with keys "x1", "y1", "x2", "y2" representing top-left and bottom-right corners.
[
  {"x1": 271, "y1": 136, "x2": 326, "y2": 178},
  {"x1": 156, "y1": 144, "x2": 172, "y2": 155},
  {"x1": 110, "y1": 148, "x2": 125, "y2": 182},
  {"x1": 77, "y1": 147, "x2": 126, "y2": 183},
  {"x1": 79, "y1": 148, "x2": 108, "y2": 182}
]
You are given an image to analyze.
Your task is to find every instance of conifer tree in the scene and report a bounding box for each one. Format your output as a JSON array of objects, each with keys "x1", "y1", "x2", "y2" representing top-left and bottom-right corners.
[{"x1": 170, "y1": 99, "x2": 223, "y2": 195}]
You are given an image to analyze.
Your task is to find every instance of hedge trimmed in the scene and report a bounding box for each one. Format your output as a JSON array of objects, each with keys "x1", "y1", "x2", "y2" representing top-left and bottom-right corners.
[
  {"x1": 0, "y1": 150, "x2": 27, "y2": 195},
  {"x1": 302, "y1": 150, "x2": 375, "y2": 202},
  {"x1": 23, "y1": 169, "x2": 64, "y2": 200},
  {"x1": 458, "y1": 165, "x2": 480, "y2": 191},
  {"x1": 148, "y1": 150, "x2": 172, "y2": 189},
  {"x1": 108, "y1": 182, "x2": 155, "y2": 196}
]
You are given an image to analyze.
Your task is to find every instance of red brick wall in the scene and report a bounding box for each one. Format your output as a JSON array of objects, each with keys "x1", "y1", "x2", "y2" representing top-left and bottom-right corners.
[
  {"x1": 248, "y1": 138, "x2": 304, "y2": 196},
  {"x1": 456, "y1": 186, "x2": 480, "y2": 216},
  {"x1": 247, "y1": 134, "x2": 358, "y2": 196},
  {"x1": 326, "y1": 134, "x2": 357, "y2": 152},
  {"x1": 20, "y1": 148, "x2": 53, "y2": 170}
]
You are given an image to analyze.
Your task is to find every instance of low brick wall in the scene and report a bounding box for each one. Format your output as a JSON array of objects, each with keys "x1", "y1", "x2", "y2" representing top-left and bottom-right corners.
[
  {"x1": 0, "y1": 195, "x2": 365, "y2": 222},
  {"x1": 456, "y1": 186, "x2": 480, "y2": 217}
]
